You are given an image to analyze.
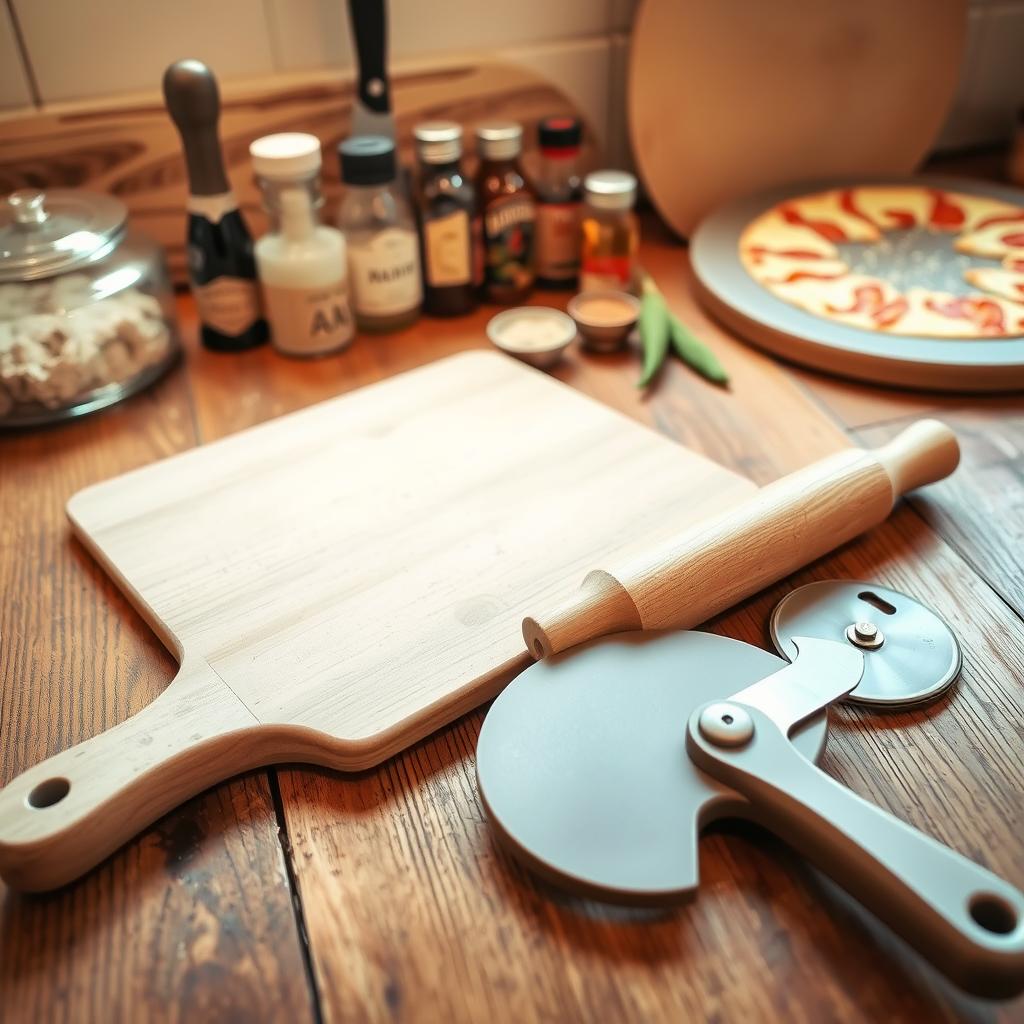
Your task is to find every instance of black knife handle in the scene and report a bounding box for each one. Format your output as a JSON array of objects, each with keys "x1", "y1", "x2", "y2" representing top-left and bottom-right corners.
[{"x1": 347, "y1": 0, "x2": 390, "y2": 115}]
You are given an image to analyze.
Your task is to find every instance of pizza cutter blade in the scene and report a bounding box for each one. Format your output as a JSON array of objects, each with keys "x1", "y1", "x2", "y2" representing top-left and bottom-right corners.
[
  {"x1": 476, "y1": 631, "x2": 1024, "y2": 999},
  {"x1": 476, "y1": 630, "x2": 828, "y2": 904},
  {"x1": 770, "y1": 580, "x2": 961, "y2": 707}
]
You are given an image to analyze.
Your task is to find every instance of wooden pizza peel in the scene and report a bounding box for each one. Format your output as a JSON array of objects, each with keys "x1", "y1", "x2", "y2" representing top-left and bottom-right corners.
[{"x1": 629, "y1": 0, "x2": 967, "y2": 238}]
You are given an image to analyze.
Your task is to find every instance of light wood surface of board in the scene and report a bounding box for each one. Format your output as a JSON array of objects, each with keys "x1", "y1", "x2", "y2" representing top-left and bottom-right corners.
[
  {"x1": 629, "y1": 0, "x2": 966, "y2": 236},
  {"x1": 0, "y1": 351, "x2": 755, "y2": 890},
  {"x1": 2, "y1": 201, "x2": 1022, "y2": 1021}
]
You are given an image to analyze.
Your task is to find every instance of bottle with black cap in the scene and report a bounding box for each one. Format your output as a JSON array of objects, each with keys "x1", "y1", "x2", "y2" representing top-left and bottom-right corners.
[
  {"x1": 337, "y1": 136, "x2": 421, "y2": 332},
  {"x1": 162, "y1": 59, "x2": 268, "y2": 352},
  {"x1": 535, "y1": 116, "x2": 583, "y2": 289},
  {"x1": 413, "y1": 121, "x2": 480, "y2": 317}
]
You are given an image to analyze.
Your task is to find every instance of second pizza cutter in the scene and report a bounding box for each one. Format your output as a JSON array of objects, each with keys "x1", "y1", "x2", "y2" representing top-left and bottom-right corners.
[
  {"x1": 770, "y1": 580, "x2": 961, "y2": 708},
  {"x1": 476, "y1": 630, "x2": 1024, "y2": 999}
]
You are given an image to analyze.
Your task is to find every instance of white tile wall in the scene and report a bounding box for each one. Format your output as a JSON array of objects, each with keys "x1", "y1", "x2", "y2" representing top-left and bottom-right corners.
[
  {"x1": 2, "y1": 0, "x2": 1022, "y2": 163},
  {"x1": 269, "y1": 0, "x2": 612, "y2": 71},
  {"x1": 12, "y1": 0, "x2": 276, "y2": 102},
  {"x1": 0, "y1": 3, "x2": 32, "y2": 110},
  {"x1": 503, "y1": 37, "x2": 612, "y2": 148},
  {"x1": 962, "y1": 3, "x2": 1024, "y2": 143},
  {"x1": 937, "y1": 2, "x2": 1024, "y2": 150}
]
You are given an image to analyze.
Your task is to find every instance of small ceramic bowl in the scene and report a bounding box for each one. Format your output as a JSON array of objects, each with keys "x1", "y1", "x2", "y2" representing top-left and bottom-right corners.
[
  {"x1": 568, "y1": 290, "x2": 641, "y2": 353},
  {"x1": 486, "y1": 307, "x2": 578, "y2": 370}
]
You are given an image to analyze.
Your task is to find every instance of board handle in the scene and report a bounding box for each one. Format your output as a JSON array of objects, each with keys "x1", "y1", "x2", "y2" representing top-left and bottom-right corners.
[
  {"x1": 523, "y1": 419, "x2": 959, "y2": 659},
  {"x1": 0, "y1": 662, "x2": 262, "y2": 891},
  {"x1": 687, "y1": 704, "x2": 1024, "y2": 999}
]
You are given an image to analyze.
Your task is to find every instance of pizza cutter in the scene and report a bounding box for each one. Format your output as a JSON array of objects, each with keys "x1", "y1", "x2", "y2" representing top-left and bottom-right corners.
[
  {"x1": 476, "y1": 631, "x2": 1024, "y2": 998},
  {"x1": 770, "y1": 580, "x2": 961, "y2": 708}
]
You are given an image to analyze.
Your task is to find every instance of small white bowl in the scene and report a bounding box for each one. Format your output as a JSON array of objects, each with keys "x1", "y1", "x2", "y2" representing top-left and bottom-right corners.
[
  {"x1": 568, "y1": 290, "x2": 641, "y2": 353},
  {"x1": 486, "y1": 307, "x2": 577, "y2": 370}
]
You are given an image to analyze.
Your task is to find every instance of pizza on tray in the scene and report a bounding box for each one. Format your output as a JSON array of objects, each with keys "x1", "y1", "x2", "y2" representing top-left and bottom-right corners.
[{"x1": 739, "y1": 186, "x2": 1024, "y2": 338}]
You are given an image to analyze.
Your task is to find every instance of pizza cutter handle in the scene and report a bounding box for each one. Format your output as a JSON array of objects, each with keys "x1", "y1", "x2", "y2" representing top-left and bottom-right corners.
[
  {"x1": 0, "y1": 661, "x2": 262, "y2": 892},
  {"x1": 687, "y1": 706, "x2": 1024, "y2": 999}
]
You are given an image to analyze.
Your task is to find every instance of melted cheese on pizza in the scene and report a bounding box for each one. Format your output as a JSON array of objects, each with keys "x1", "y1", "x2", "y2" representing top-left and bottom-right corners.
[{"x1": 739, "y1": 185, "x2": 1024, "y2": 339}]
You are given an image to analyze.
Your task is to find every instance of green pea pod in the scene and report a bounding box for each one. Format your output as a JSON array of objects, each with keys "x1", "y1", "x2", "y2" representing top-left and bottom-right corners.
[
  {"x1": 668, "y1": 313, "x2": 730, "y2": 387},
  {"x1": 637, "y1": 290, "x2": 671, "y2": 389}
]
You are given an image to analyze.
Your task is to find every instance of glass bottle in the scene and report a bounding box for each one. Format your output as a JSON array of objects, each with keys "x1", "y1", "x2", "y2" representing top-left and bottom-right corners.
[
  {"x1": 534, "y1": 116, "x2": 583, "y2": 289},
  {"x1": 250, "y1": 133, "x2": 354, "y2": 357},
  {"x1": 413, "y1": 122, "x2": 480, "y2": 317},
  {"x1": 337, "y1": 135, "x2": 422, "y2": 332},
  {"x1": 163, "y1": 58, "x2": 268, "y2": 352},
  {"x1": 476, "y1": 122, "x2": 537, "y2": 304},
  {"x1": 579, "y1": 170, "x2": 639, "y2": 294}
]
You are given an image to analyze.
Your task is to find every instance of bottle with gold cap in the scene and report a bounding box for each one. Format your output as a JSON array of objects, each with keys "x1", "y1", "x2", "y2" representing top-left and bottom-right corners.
[
  {"x1": 579, "y1": 170, "x2": 639, "y2": 294},
  {"x1": 476, "y1": 122, "x2": 537, "y2": 305},
  {"x1": 413, "y1": 121, "x2": 480, "y2": 317}
]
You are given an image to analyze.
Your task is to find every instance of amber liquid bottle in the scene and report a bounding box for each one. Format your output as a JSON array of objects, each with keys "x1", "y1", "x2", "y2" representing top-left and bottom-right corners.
[
  {"x1": 476, "y1": 122, "x2": 537, "y2": 305},
  {"x1": 413, "y1": 122, "x2": 480, "y2": 317},
  {"x1": 534, "y1": 116, "x2": 583, "y2": 289}
]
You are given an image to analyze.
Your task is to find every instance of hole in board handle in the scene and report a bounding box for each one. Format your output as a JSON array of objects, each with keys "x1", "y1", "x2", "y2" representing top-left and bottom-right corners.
[
  {"x1": 969, "y1": 892, "x2": 1019, "y2": 935},
  {"x1": 858, "y1": 591, "x2": 897, "y2": 616},
  {"x1": 27, "y1": 777, "x2": 70, "y2": 809}
]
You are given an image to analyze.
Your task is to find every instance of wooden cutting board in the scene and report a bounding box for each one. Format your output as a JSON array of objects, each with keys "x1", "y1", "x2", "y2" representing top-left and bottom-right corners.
[{"x1": 0, "y1": 351, "x2": 754, "y2": 889}]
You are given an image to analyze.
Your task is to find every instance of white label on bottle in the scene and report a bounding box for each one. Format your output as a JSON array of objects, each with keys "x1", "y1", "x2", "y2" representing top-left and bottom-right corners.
[
  {"x1": 192, "y1": 276, "x2": 262, "y2": 337},
  {"x1": 535, "y1": 202, "x2": 580, "y2": 280},
  {"x1": 262, "y1": 278, "x2": 354, "y2": 356},
  {"x1": 348, "y1": 228, "x2": 422, "y2": 316},
  {"x1": 424, "y1": 211, "x2": 471, "y2": 287}
]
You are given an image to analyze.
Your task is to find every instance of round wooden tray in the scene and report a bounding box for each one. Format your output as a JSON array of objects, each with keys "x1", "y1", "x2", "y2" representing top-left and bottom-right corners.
[{"x1": 691, "y1": 176, "x2": 1024, "y2": 393}]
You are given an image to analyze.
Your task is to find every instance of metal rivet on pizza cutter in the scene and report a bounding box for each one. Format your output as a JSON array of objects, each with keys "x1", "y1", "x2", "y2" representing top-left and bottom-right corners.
[{"x1": 770, "y1": 580, "x2": 961, "y2": 708}]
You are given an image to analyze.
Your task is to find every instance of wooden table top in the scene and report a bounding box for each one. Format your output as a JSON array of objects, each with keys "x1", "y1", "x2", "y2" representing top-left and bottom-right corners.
[{"x1": 2, "y1": 210, "x2": 1023, "y2": 1023}]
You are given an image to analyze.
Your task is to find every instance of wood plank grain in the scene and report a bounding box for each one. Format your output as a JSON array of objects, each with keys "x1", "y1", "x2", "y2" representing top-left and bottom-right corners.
[
  {"x1": 181, "y1": 237, "x2": 1023, "y2": 1019},
  {"x1": 6, "y1": 214, "x2": 1024, "y2": 1021},
  {"x1": 855, "y1": 404, "x2": 1024, "y2": 620},
  {"x1": 272, "y1": 500, "x2": 1024, "y2": 1023},
  {"x1": 790, "y1": 365, "x2": 956, "y2": 430},
  {"x1": 0, "y1": 368, "x2": 315, "y2": 1021}
]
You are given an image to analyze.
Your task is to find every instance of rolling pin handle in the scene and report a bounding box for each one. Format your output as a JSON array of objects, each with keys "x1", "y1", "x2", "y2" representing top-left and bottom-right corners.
[
  {"x1": 523, "y1": 571, "x2": 641, "y2": 660},
  {"x1": 875, "y1": 419, "x2": 960, "y2": 500},
  {"x1": 523, "y1": 418, "x2": 961, "y2": 662}
]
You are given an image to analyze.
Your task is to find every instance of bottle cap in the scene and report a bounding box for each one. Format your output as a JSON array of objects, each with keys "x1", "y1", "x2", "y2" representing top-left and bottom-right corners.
[
  {"x1": 538, "y1": 116, "x2": 581, "y2": 153},
  {"x1": 584, "y1": 170, "x2": 637, "y2": 211},
  {"x1": 339, "y1": 135, "x2": 397, "y2": 185},
  {"x1": 250, "y1": 133, "x2": 322, "y2": 179},
  {"x1": 476, "y1": 122, "x2": 523, "y2": 161},
  {"x1": 414, "y1": 121, "x2": 463, "y2": 164}
]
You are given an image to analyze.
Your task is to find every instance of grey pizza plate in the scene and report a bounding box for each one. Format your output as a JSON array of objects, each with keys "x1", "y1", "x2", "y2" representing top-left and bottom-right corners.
[{"x1": 691, "y1": 175, "x2": 1024, "y2": 393}]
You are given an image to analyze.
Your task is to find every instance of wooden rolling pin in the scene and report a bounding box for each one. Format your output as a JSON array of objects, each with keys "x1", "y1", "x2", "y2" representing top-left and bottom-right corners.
[{"x1": 523, "y1": 419, "x2": 959, "y2": 659}]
